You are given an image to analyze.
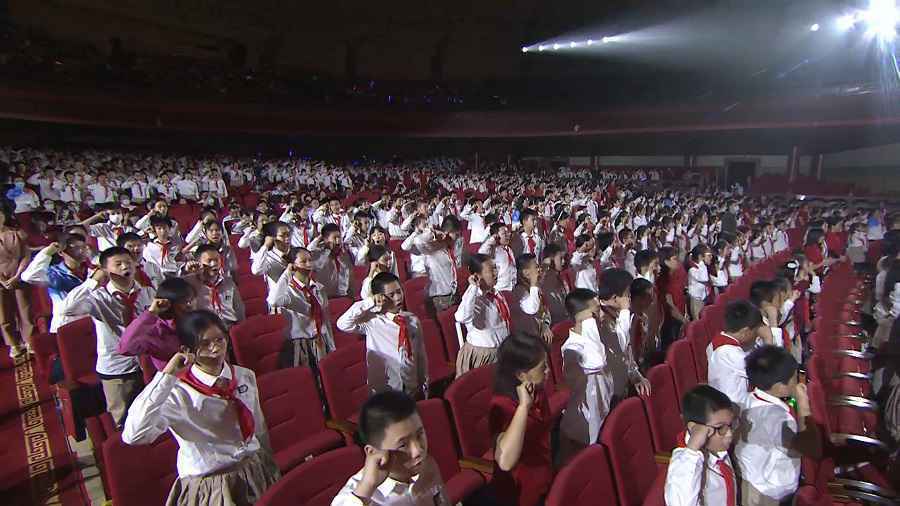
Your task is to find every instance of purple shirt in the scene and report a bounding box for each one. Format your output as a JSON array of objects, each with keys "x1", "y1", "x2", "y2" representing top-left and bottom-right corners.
[{"x1": 117, "y1": 311, "x2": 180, "y2": 371}]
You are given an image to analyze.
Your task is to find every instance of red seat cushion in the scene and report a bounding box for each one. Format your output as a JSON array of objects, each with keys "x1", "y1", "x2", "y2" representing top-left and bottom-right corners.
[{"x1": 273, "y1": 430, "x2": 345, "y2": 473}]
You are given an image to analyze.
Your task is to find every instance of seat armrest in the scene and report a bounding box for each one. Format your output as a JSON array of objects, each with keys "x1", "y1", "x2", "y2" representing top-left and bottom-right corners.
[
  {"x1": 832, "y1": 478, "x2": 897, "y2": 498},
  {"x1": 828, "y1": 396, "x2": 878, "y2": 411},
  {"x1": 834, "y1": 371, "x2": 872, "y2": 381},
  {"x1": 832, "y1": 349, "x2": 874, "y2": 360},
  {"x1": 459, "y1": 457, "x2": 493, "y2": 474},
  {"x1": 654, "y1": 452, "x2": 671, "y2": 465},
  {"x1": 827, "y1": 484, "x2": 897, "y2": 505},
  {"x1": 829, "y1": 433, "x2": 890, "y2": 452},
  {"x1": 326, "y1": 418, "x2": 357, "y2": 437}
]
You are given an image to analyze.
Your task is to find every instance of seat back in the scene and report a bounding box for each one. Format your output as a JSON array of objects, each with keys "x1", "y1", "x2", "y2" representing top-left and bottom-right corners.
[
  {"x1": 57, "y1": 317, "x2": 98, "y2": 384},
  {"x1": 444, "y1": 364, "x2": 495, "y2": 459},
  {"x1": 546, "y1": 445, "x2": 618, "y2": 506},
  {"x1": 230, "y1": 314, "x2": 288, "y2": 376},
  {"x1": 403, "y1": 277, "x2": 430, "y2": 320},
  {"x1": 600, "y1": 397, "x2": 658, "y2": 506},
  {"x1": 686, "y1": 323, "x2": 709, "y2": 383},
  {"x1": 420, "y1": 318, "x2": 453, "y2": 384},
  {"x1": 643, "y1": 364, "x2": 682, "y2": 453},
  {"x1": 319, "y1": 342, "x2": 368, "y2": 422},
  {"x1": 328, "y1": 297, "x2": 361, "y2": 348},
  {"x1": 257, "y1": 367, "x2": 327, "y2": 456},
  {"x1": 549, "y1": 320, "x2": 574, "y2": 385},
  {"x1": 416, "y1": 399, "x2": 462, "y2": 480},
  {"x1": 103, "y1": 432, "x2": 179, "y2": 506},
  {"x1": 665, "y1": 339, "x2": 698, "y2": 400},
  {"x1": 437, "y1": 305, "x2": 463, "y2": 362}
]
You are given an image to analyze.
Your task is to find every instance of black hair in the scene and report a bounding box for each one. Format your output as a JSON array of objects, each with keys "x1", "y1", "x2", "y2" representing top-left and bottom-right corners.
[
  {"x1": 262, "y1": 220, "x2": 290, "y2": 238},
  {"x1": 745, "y1": 345, "x2": 799, "y2": 391},
  {"x1": 749, "y1": 280, "x2": 777, "y2": 307},
  {"x1": 99, "y1": 246, "x2": 133, "y2": 266},
  {"x1": 724, "y1": 300, "x2": 763, "y2": 333},
  {"x1": 202, "y1": 220, "x2": 222, "y2": 232},
  {"x1": 681, "y1": 384, "x2": 734, "y2": 425},
  {"x1": 175, "y1": 310, "x2": 227, "y2": 352},
  {"x1": 494, "y1": 332, "x2": 547, "y2": 400},
  {"x1": 156, "y1": 278, "x2": 197, "y2": 307},
  {"x1": 634, "y1": 249, "x2": 656, "y2": 272},
  {"x1": 440, "y1": 215, "x2": 460, "y2": 233},
  {"x1": 371, "y1": 272, "x2": 400, "y2": 295},
  {"x1": 630, "y1": 277, "x2": 654, "y2": 299},
  {"x1": 149, "y1": 216, "x2": 172, "y2": 229},
  {"x1": 489, "y1": 222, "x2": 506, "y2": 236},
  {"x1": 595, "y1": 232, "x2": 614, "y2": 251},
  {"x1": 283, "y1": 246, "x2": 310, "y2": 264},
  {"x1": 366, "y1": 244, "x2": 389, "y2": 264},
  {"x1": 59, "y1": 231, "x2": 87, "y2": 250},
  {"x1": 543, "y1": 243, "x2": 563, "y2": 259},
  {"x1": 468, "y1": 253, "x2": 491, "y2": 275},
  {"x1": 320, "y1": 223, "x2": 341, "y2": 238},
  {"x1": 357, "y1": 390, "x2": 418, "y2": 447},
  {"x1": 116, "y1": 232, "x2": 142, "y2": 247},
  {"x1": 574, "y1": 234, "x2": 593, "y2": 249},
  {"x1": 805, "y1": 228, "x2": 825, "y2": 247},
  {"x1": 597, "y1": 268, "x2": 633, "y2": 300},
  {"x1": 516, "y1": 253, "x2": 537, "y2": 272},
  {"x1": 195, "y1": 243, "x2": 221, "y2": 258},
  {"x1": 565, "y1": 288, "x2": 598, "y2": 317}
]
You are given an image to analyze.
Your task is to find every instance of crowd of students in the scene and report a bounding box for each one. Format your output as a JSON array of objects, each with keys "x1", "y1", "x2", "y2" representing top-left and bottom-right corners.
[{"x1": 0, "y1": 144, "x2": 896, "y2": 505}]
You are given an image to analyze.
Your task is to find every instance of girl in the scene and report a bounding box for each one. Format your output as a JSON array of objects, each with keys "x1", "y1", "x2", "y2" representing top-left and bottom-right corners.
[
  {"x1": 266, "y1": 247, "x2": 335, "y2": 372},
  {"x1": 687, "y1": 245, "x2": 713, "y2": 321},
  {"x1": 122, "y1": 310, "x2": 280, "y2": 505},
  {"x1": 846, "y1": 222, "x2": 869, "y2": 266},
  {"x1": 658, "y1": 246, "x2": 689, "y2": 347},
  {"x1": 510, "y1": 253, "x2": 553, "y2": 343},
  {"x1": 454, "y1": 254, "x2": 510, "y2": 376},
  {"x1": 360, "y1": 244, "x2": 394, "y2": 300},
  {"x1": 490, "y1": 333, "x2": 554, "y2": 506},
  {"x1": 250, "y1": 221, "x2": 293, "y2": 295},
  {"x1": 664, "y1": 384, "x2": 739, "y2": 506},
  {"x1": 710, "y1": 240, "x2": 731, "y2": 296}
]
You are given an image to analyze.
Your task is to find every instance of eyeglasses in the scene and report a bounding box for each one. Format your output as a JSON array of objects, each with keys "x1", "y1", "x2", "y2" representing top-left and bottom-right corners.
[{"x1": 698, "y1": 418, "x2": 740, "y2": 437}]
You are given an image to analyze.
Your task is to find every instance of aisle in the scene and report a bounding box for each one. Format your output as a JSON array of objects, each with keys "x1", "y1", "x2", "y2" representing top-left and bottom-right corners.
[{"x1": 0, "y1": 355, "x2": 89, "y2": 506}]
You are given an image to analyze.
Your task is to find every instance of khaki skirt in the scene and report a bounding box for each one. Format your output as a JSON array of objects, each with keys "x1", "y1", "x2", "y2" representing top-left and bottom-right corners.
[
  {"x1": 166, "y1": 450, "x2": 281, "y2": 506},
  {"x1": 456, "y1": 342, "x2": 498, "y2": 377}
]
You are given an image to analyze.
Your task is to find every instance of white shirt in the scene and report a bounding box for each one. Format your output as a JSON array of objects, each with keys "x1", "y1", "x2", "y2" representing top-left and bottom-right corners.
[
  {"x1": 122, "y1": 365, "x2": 270, "y2": 478},
  {"x1": 510, "y1": 284, "x2": 549, "y2": 339},
  {"x1": 706, "y1": 333, "x2": 750, "y2": 408},
  {"x1": 406, "y1": 231, "x2": 461, "y2": 297},
  {"x1": 454, "y1": 284, "x2": 510, "y2": 348},
  {"x1": 249, "y1": 244, "x2": 291, "y2": 295},
  {"x1": 21, "y1": 248, "x2": 89, "y2": 333},
  {"x1": 735, "y1": 389, "x2": 801, "y2": 500},
  {"x1": 130, "y1": 181, "x2": 152, "y2": 201},
  {"x1": 59, "y1": 278, "x2": 155, "y2": 375},
  {"x1": 560, "y1": 317, "x2": 614, "y2": 444},
  {"x1": 266, "y1": 270, "x2": 335, "y2": 351},
  {"x1": 55, "y1": 181, "x2": 82, "y2": 203},
  {"x1": 331, "y1": 457, "x2": 450, "y2": 506},
  {"x1": 143, "y1": 241, "x2": 183, "y2": 280},
  {"x1": 516, "y1": 230, "x2": 544, "y2": 259},
  {"x1": 307, "y1": 237, "x2": 351, "y2": 298},
  {"x1": 687, "y1": 262, "x2": 710, "y2": 301},
  {"x1": 570, "y1": 251, "x2": 598, "y2": 292},
  {"x1": 665, "y1": 434, "x2": 736, "y2": 506},
  {"x1": 478, "y1": 239, "x2": 517, "y2": 292},
  {"x1": 336, "y1": 299, "x2": 428, "y2": 397},
  {"x1": 86, "y1": 183, "x2": 115, "y2": 204},
  {"x1": 13, "y1": 190, "x2": 40, "y2": 214}
]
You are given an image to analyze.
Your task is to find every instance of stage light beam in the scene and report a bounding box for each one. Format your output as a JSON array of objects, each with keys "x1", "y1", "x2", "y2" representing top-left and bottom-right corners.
[
  {"x1": 553, "y1": 43, "x2": 560, "y2": 50},
  {"x1": 810, "y1": 23, "x2": 820, "y2": 32},
  {"x1": 602, "y1": 36, "x2": 611, "y2": 43},
  {"x1": 587, "y1": 39, "x2": 594, "y2": 45},
  {"x1": 837, "y1": 14, "x2": 857, "y2": 30},
  {"x1": 864, "y1": 0, "x2": 898, "y2": 41}
]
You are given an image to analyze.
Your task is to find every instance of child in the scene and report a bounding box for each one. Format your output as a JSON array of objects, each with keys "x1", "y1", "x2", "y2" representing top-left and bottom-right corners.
[
  {"x1": 407, "y1": 216, "x2": 463, "y2": 313},
  {"x1": 250, "y1": 221, "x2": 293, "y2": 294},
  {"x1": 560, "y1": 288, "x2": 614, "y2": 460},
  {"x1": 846, "y1": 222, "x2": 869, "y2": 265},
  {"x1": 332, "y1": 390, "x2": 450, "y2": 505},
  {"x1": 510, "y1": 253, "x2": 553, "y2": 342},
  {"x1": 687, "y1": 245, "x2": 713, "y2": 320},
  {"x1": 749, "y1": 281, "x2": 781, "y2": 349},
  {"x1": 118, "y1": 277, "x2": 197, "y2": 371},
  {"x1": 657, "y1": 246, "x2": 688, "y2": 347},
  {"x1": 122, "y1": 310, "x2": 280, "y2": 504},
  {"x1": 707, "y1": 300, "x2": 764, "y2": 409},
  {"x1": 21, "y1": 233, "x2": 94, "y2": 332},
  {"x1": 664, "y1": 384, "x2": 739, "y2": 506},
  {"x1": 491, "y1": 333, "x2": 554, "y2": 506},
  {"x1": 478, "y1": 222, "x2": 518, "y2": 292},
  {"x1": 308, "y1": 223, "x2": 352, "y2": 298},
  {"x1": 570, "y1": 234, "x2": 599, "y2": 291},
  {"x1": 183, "y1": 245, "x2": 245, "y2": 326},
  {"x1": 512, "y1": 208, "x2": 544, "y2": 259},
  {"x1": 337, "y1": 272, "x2": 428, "y2": 398},
  {"x1": 630, "y1": 278, "x2": 658, "y2": 364},
  {"x1": 143, "y1": 216, "x2": 185, "y2": 279},
  {"x1": 81, "y1": 206, "x2": 134, "y2": 251},
  {"x1": 540, "y1": 243, "x2": 571, "y2": 325},
  {"x1": 596, "y1": 268, "x2": 651, "y2": 402},
  {"x1": 360, "y1": 245, "x2": 395, "y2": 300},
  {"x1": 454, "y1": 254, "x2": 510, "y2": 376},
  {"x1": 736, "y1": 345, "x2": 820, "y2": 505},
  {"x1": 116, "y1": 232, "x2": 163, "y2": 288},
  {"x1": 60, "y1": 246, "x2": 156, "y2": 427},
  {"x1": 267, "y1": 247, "x2": 335, "y2": 371}
]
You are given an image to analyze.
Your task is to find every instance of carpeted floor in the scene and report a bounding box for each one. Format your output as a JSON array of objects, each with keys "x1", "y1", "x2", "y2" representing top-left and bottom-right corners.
[{"x1": 0, "y1": 355, "x2": 89, "y2": 506}]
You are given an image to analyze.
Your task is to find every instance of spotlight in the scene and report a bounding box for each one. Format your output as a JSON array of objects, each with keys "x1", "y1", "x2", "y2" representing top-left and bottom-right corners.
[
  {"x1": 553, "y1": 43, "x2": 560, "y2": 50},
  {"x1": 810, "y1": 23, "x2": 820, "y2": 32},
  {"x1": 538, "y1": 45, "x2": 545, "y2": 51},
  {"x1": 602, "y1": 36, "x2": 611, "y2": 43},
  {"x1": 587, "y1": 39, "x2": 594, "y2": 45},
  {"x1": 569, "y1": 41, "x2": 577, "y2": 48},
  {"x1": 864, "y1": 0, "x2": 898, "y2": 40},
  {"x1": 522, "y1": 47, "x2": 529, "y2": 53},
  {"x1": 837, "y1": 14, "x2": 857, "y2": 30}
]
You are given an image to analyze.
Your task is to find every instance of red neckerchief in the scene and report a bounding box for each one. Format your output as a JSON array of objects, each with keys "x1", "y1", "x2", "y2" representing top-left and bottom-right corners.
[
  {"x1": 113, "y1": 288, "x2": 140, "y2": 325},
  {"x1": 78, "y1": 261, "x2": 96, "y2": 281},
  {"x1": 489, "y1": 291, "x2": 512, "y2": 331},
  {"x1": 712, "y1": 332, "x2": 741, "y2": 351},
  {"x1": 114, "y1": 226, "x2": 124, "y2": 237},
  {"x1": 675, "y1": 431, "x2": 737, "y2": 506},
  {"x1": 446, "y1": 242, "x2": 458, "y2": 278},
  {"x1": 206, "y1": 276, "x2": 223, "y2": 310},
  {"x1": 158, "y1": 241, "x2": 170, "y2": 261},
  {"x1": 135, "y1": 264, "x2": 152, "y2": 287},
  {"x1": 290, "y1": 278, "x2": 325, "y2": 353},
  {"x1": 393, "y1": 314, "x2": 413, "y2": 358},
  {"x1": 752, "y1": 391, "x2": 796, "y2": 420},
  {"x1": 502, "y1": 244, "x2": 514, "y2": 265},
  {"x1": 526, "y1": 234, "x2": 536, "y2": 254},
  {"x1": 330, "y1": 245, "x2": 343, "y2": 273},
  {"x1": 560, "y1": 270, "x2": 572, "y2": 294},
  {"x1": 178, "y1": 364, "x2": 255, "y2": 442}
]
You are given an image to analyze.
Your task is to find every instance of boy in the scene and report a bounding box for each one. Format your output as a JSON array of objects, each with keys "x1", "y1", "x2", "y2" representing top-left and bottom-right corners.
[
  {"x1": 117, "y1": 232, "x2": 163, "y2": 289},
  {"x1": 332, "y1": 390, "x2": 450, "y2": 505},
  {"x1": 454, "y1": 254, "x2": 510, "y2": 376},
  {"x1": 540, "y1": 243, "x2": 571, "y2": 325},
  {"x1": 337, "y1": 272, "x2": 428, "y2": 398},
  {"x1": 21, "y1": 233, "x2": 94, "y2": 332},
  {"x1": 511, "y1": 208, "x2": 544, "y2": 259},
  {"x1": 308, "y1": 223, "x2": 352, "y2": 298},
  {"x1": 478, "y1": 222, "x2": 517, "y2": 292},
  {"x1": 80, "y1": 205, "x2": 134, "y2": 251},
  {"x1": 570, "y1": 234, "x2": 599, "y2": 291},
  {"x1": 707, "y1": 300, "x2": 765, "y2": 409},
  {"x1": 407, "y1": 216, "x2": 464, "y2": 313},
  {"x1": 184, "y1": 245, "x2": 245, "y2": 326},
  {"x1": 510, "y1": 253, "x2": 553, "y2": 342},
  {"x1": 143, "y1": 216, "x2": 184, "y2": 279},
  {"x1": 59, "y1": 246, "x2": 155, "y2": 427},
  {"x1": 560, "y1": 288, "x2": 614, "y2": 462},
  {"x1": 629, "y1": 278, "x2": 658, "y2": 365},
  {"x1": 736, "y1": 346, "x2": 820, "y2": 505},
  {"x1": 267, "y1": 247, "x2": 335, "y2": 371}
]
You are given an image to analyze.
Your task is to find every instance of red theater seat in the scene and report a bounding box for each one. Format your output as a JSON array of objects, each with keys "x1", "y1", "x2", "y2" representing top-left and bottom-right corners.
[
  {"x1": 600, "y1": 397, "x2": 666, "y2": 506},
  {"x1": 328, "y1": 296, "x2": 363, "y2": 349},
  {"x1": 230, "y1": 314, "x2": 288, "y2": 376},
  {"x1": 444, "y1": 364, "x2": 495, "y2": 465},
  {"x1": 437, "y1": 305, "x2": 463, "y2": 363},
  {"x1": 103, "y1": 432, "x2": 179, "y2": 506},
  {"x1": 416, "y1": 399, "x2": 486, "y2": 503},
  {"x1": 256, "y1": 446, "x2": 364, "y2": 506},
  {"x1": 547, "y1": 445, "x2": 618, "y2": 506},
  {"x1": 420, "y1": 318, "x2": 454, "y2": 389},
  {"x1": 257, "y1": 368, "x2": 344, "y2": 473},
  {"x1": 643, "y1": 364, "x2": 682, "y2": 453},
  {"x1": 319, "y1": 342, "x2": 368, "y2": 428},
  {"x1": 665, "y1": 339, "x2": 699, "y2": 400}
]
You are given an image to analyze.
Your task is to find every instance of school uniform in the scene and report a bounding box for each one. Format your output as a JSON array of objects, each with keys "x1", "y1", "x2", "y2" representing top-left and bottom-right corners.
[
  {"x1": 122, "y1": 365, "x2": 280, "y2": 506},
  {"x1": 307, "y1": 238, "x2": 352, "y2": 298},
  {"x1": 687, "y1": 261, "x2": 711, "y2": 320},
  {"x1": 541, "y1": 270, "x2": 570, "y2": 326},
  {"x1": 332, "y1": 457, "x2": 451, "y2": 506},
  {"x1": 185, "y1": 273, "x2": 245, "y2": 325},
  {"x1": 665, "y1": 432, "x2": 739, "y2": 506},
  {"x1": 454, "y1": 284, "x2": 511, "y2": 376},
  {"x1": 510, "y1": 284, "x2": 551, "y2": 339},
  {"x1": 143, "y1": 240, "x2": 184, "y2": 279},
  {"x1": 249, "y1": 244, "x2": 291, "y2": 295},
  {"x1": 86, "y1": 183, "x2": 116, "y2": 204},
  {"x1": 478, "y1": 238, "x2": 517, "y2": 292},
  {"x1": 89, "y1": 222, "x2": 132, "y2": 251},
  {"x1": 337, "y1": 299, "x2": 428, "y2": 397},
  {"x1": 560, "y1": 317, "x2": 615, "y2": 448},
  {"x1": 706, "y1": 332, "x2": 750, "y2": 408},
  {"x1": 512, "y1": 230, "x2": 544, "y2": 260},
  {"x1": 408, "y1": 230, "x2": 462, "y2": 311},
  {"x1": 266, "y1": 271, "x2": 335, "y2": 371},
  {"x1": 59, "y1": 277, "x2": 155, "y2": 426},
  {"x1": 735, "y1": 389, "x2": 801, "y2": 505},
  {"x1": 570, "y1": 251, "x2": 598, "y2": 291}
]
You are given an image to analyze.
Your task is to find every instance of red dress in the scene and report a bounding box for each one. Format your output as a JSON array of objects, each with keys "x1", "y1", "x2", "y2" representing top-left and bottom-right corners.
[
  {"x1": 489, "y1": 391, "x2": 554, "y2": 506},
  {"x1": 658, "y1": 266, "x2": 688, "y2": 322}
]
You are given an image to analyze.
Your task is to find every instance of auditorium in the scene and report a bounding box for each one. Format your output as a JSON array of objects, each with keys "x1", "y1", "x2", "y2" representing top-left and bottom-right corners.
[{"x1": 1, "y1": 0, "x2": 899, "y2": 505}]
